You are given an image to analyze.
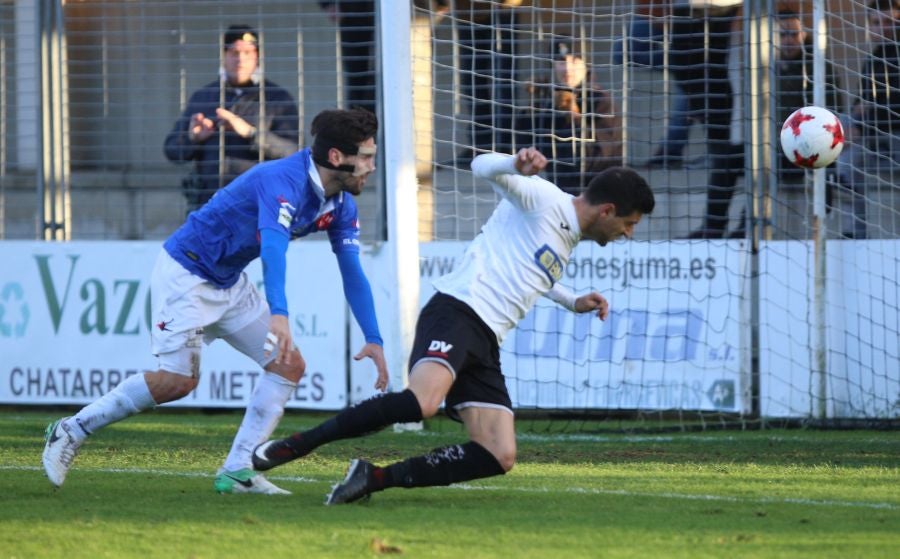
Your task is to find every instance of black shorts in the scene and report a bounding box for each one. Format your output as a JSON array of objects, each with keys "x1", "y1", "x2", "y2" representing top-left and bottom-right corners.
[{"x1": 408, "y1": 292, "x2": 513, "y2": 422}]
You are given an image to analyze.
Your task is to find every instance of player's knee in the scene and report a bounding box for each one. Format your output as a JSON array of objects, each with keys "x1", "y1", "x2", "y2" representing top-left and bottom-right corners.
[
  {"x1": 283, "y1": 349, "x2": 306, "y2": 382},
  {"x1": 495, "y1": 448, "x2": 516, "y2": 473},
  {"x1": 267, "y1": 349, "x2": 305, "y2": 383},
  {"x1": 415, "y1": 395, "x2": 442, "y2": 419},
  {"x1": 148, "y1": 371, "x2": 198, "y2": 403}
]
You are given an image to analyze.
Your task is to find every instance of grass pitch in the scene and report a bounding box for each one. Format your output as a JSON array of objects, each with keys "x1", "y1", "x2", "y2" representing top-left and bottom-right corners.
[{"x1": 1, "y1": 409, "x2": 897, "y2": 558}]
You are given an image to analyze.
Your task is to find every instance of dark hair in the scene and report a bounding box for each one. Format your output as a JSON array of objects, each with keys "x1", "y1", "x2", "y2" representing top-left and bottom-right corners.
[
  {"x1": 551, "y1": 38, "x2": 581, "y2": 60},
  {"x1": 583, "y1": 167, "x2": 655, "y2": 217},
  {"x1": 224, "y1": 25, "x2": 258, "y2": 48},
  {"x1": 310, "y1": 108, "x2": 378, "y2": 160},
  {"x1": 777, "y1": 9, "x2": 801, "y2": 21},
  {"x1": 868, "y1": 0, "x2": 900, "y2": 12}
]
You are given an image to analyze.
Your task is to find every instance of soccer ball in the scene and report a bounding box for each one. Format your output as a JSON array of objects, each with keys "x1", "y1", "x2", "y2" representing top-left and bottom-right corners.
[{"x1": 780, "y1": 106, "x2": 845, "y2": 168}]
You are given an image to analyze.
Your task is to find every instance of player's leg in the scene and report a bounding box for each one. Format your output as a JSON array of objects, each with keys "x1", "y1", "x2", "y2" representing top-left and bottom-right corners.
[
  {"x1": 42, "y1": 250, "x2": 205, "y2": 487},
  {"x1": 325, "y1": 295, "x2": 509, "y2": 504},
  {"x1": 213, "y1": 275, "x2": 303, "y2": 495},
  {"x1": 251, "y1": 293, "x2": 471, "y2": 471},
  {"x1": 250, "y1": 361, "x2": 442, "y2": 472},
  {"x1": 324, "y1": 406, "x2": 512, "y2": 507}
]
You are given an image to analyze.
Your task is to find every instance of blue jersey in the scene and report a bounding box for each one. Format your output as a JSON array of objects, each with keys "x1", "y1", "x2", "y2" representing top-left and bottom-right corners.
[{"x1": 164, "y1": 148, "x2": 360, "y2": 288}]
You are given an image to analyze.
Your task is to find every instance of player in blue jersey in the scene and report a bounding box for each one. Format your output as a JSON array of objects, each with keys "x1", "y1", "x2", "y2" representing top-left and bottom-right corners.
[{"x1": 42, "y1": 108, "x2": 389, "y2": 495}]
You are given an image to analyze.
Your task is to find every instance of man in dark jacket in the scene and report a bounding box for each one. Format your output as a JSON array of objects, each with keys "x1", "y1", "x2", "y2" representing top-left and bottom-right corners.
[
  {"x1": 687, "y1": 10, "x2": 842, "y2": 238},
  {"x1": 164, "y1": 25, "x2": 300, "y2": 211},
  {"x1": 319, "y1": 1, "x2": 377, "y2": 114},
  {"x1": 516, "y1": 39, "x2": 623, "y2": 194}
]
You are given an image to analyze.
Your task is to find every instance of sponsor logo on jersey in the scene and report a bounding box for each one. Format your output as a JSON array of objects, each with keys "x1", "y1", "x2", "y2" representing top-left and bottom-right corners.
[
  {"x1": 534, "y1": 244, "x2": 563, "y2": 284},
  {"x1": 156, "y1": 318, "x2": 174, "y2": 332},
  {"x1": 316, "y1": 212, "x2": 335, "y2": 230},
  {"x1": 276, "y1": 195, "x2": 296, "y2": 228},
  {"x1": 276, "y1": 195, "x2": 296, "y2": 212},
  {"x1": 426, "y1": 339, "x2": 453, "y2": 358}
]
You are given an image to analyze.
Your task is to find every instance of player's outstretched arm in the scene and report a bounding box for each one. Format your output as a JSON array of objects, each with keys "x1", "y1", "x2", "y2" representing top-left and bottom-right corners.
[
  {"x1": 259, "y1": 228, "x2": 294, "y2": 364},
  {"x1": 545, "y1": 286, "x2": 608, "y2": 320},
  {"x1": 354, "y1": 343, "x2": 389, "y2": 391},
  {"x1": 471, "y1": 148, "x2": 550, "y2": 205},
  {"x1": 335, "y1": 251, "x2": 389, "y2": 390},
  {"x1": 266, "y1": 314, "x2": 295, "y2": 365},
  {"x1": 513, "y1": 147, "x2": 548, "y2": 176},
  {"x1": 574, "y1": 292, "x2": 609, "y2": 321}
]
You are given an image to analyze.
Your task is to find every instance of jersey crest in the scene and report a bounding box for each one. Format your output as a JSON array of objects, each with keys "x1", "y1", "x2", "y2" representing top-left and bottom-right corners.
[{"x1": 534, "y1": 244, "x2": 563, "y2": 284}]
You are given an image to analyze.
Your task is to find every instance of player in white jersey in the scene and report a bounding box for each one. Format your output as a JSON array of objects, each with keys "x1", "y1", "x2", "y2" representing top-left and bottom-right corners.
[{"x1": 252, "y1": 147, "x2": 655, "y2": 504}]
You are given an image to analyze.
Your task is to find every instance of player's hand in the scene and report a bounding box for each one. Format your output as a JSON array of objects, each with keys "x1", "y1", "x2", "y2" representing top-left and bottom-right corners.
[
  {"x1": 216, "y1": 108, "x2": 256, "y2": 139},
  {"x1": 354, "y1": 343, "x2": 389, "y2": 392},
  {"x1": 265, "y1": 314, "x2": 294, "y2": 365},
  {"x1": 514, "y1": 147, "x2": 548, "y2": 176},
  {"x1": 575, "y1": 292, "x2": 609, "y2": 321},
  {"x1": 188, "y1": 112, "x2": 216, "y2": 142}
]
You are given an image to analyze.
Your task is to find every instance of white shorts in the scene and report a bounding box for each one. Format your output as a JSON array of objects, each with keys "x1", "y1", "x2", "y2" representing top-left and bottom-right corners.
[{"x1": 150, "y1": 250, "x2": 276, "y2": 377}]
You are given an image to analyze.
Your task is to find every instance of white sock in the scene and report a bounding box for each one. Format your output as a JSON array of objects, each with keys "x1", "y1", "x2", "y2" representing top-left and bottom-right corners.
[
  {"x1": 220, "y1": 372, "x2": 296, "y2": 473},
  {"x1": 68, "y1": 373, "x2": 156, "y2": 443}
]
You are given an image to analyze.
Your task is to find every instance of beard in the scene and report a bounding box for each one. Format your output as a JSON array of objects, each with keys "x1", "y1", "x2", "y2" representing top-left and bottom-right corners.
[{"x1": 339, "y1": 171, "x2": 368, "y2": 196}]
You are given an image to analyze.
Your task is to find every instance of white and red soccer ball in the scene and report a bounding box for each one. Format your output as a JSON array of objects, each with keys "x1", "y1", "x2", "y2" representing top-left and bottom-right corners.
[{"x1": 780, "y1": 106, "x2": 845, "y2": 168}]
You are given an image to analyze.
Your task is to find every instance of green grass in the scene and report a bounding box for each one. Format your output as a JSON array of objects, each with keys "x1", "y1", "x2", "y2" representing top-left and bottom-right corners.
[{"x1": 1, "y1": 409, "x2": 898, "y2": 559}]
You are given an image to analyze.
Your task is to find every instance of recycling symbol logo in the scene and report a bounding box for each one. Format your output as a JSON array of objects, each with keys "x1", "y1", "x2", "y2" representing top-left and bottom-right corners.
[
  {"x1": 707, "y1": 380, "x2": 735, "y2": 409},
  {"x1": 0, "y1": 282, "x2": 30, "y2": 337}
]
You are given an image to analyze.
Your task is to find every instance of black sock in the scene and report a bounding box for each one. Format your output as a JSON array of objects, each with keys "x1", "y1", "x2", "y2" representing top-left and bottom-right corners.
[
  {"x1": 284, "y1": 389, "x2": 422, "y2": 457},
  {"x1": 371, "y1": 440, "x2": 505, "y2": 492}
]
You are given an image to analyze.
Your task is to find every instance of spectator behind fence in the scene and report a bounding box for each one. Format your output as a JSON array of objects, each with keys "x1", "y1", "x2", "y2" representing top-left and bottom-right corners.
[
  {"x1": 614, "y1": 1, "x2": 695, "y2": 168},
  {"x1": 837, "y1": 0, "x2": 900, "y2": 239},
  {"x1": 687, "y1": 10, "x2": 842, "y2": 238},
  {"x1": 319, "y1": 1, "x2": 377, "y2": 114},
  {"x1": 164, "y1": 25, "x2": 300, "y2": 212},
  {"x1": 438, "y1": 0, "x2": 521, "y2": 166},
  {"x1": 515, "y1": 38, "x2": 623, "y2": 194},
  {"x1": 667, "y1": 1, "x2": 739, "y2": 186}
]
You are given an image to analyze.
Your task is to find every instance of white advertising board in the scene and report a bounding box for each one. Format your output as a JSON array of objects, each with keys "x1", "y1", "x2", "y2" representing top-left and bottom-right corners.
[
  {"x1": 4, "y1": 240, "x2": 895, "y2": 417},
  {"x1": 760, "y1": 240, "x2": 900, "y2": 418},
  {"x1": 0, "y1": 241, "x2": 348, "y2": 409},
  {"x1": 372, "y1": 240, "x2": 750, "y2": 413}
]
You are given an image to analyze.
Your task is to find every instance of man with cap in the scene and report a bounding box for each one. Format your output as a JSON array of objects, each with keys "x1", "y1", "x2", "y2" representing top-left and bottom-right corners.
[
  {"x1": 164, "y1": 24, "x2": 300, "y2": 211},
  {"x1": 516, "y1": 37, "x2": 623, "y2": 194},
  {"x1": 43, "y1": 108, "x2": 389, "y2": 495}
]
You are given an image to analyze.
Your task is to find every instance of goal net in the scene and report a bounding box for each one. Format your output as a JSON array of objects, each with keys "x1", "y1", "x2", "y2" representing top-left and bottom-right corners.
[{"x1": 410, "y1": 0, "x2": 898, "y2": 429}]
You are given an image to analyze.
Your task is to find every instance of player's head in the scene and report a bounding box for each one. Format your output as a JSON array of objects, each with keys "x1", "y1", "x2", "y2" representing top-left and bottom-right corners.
[
  {"x1": 223, "y1": 25, "x2": 259, "y2": 86},
  {"x1": 311, "y1": 108, "x2": 379, "y2": 195},
  {"x1": 579, "y1": 167, "x2": 655, "y2": 245},
  {"x1": 776, "y1": 11, "x2": 807, "y2": 61}
]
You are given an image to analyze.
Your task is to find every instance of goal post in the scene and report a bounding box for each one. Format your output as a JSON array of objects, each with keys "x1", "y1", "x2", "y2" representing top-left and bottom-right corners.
[{"x1": 378, "y1": 1, "x2": 421, "y2": 397}]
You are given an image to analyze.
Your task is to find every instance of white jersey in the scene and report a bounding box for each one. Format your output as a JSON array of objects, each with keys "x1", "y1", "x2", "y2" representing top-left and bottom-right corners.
[{"x1": 433, "y1": 153, "x2": 581, "y2": 344}]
